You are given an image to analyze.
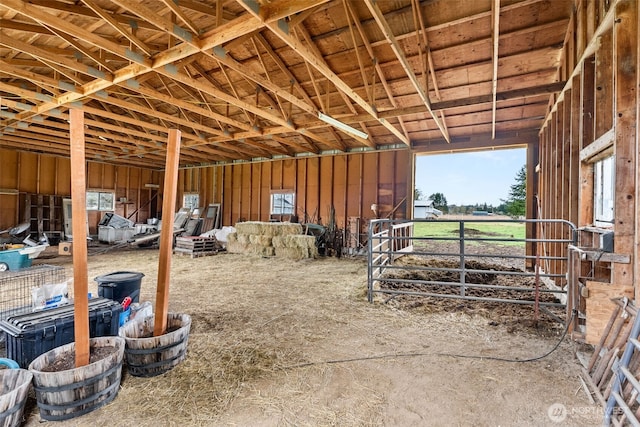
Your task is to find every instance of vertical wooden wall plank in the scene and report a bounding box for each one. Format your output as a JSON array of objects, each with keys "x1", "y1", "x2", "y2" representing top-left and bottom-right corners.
[
  {"x1": 569, "y1": 74, "x2": 581, "y2": 227},
  {"x1": 154, "y1": 129, "x2": 181, "y2": 337},
  {"x1": 69, "y1": 108, "x2": 89, "y2": 367},
  {"x1": 612, "y1": 0, "x2": 637, "y2": 288},
  {"x1": 595, "y1": 29, "x2": 613, "y2": 139},
  {"x1": 579, "y1": 57, "x2": 595, "y2": 226},
  {"x1": 636, "y1": 0, "x2": 640, "y2": 304}
]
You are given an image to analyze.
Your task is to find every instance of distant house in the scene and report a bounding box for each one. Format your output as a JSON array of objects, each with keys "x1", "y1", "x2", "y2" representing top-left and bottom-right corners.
[{"x1": 414, "y1": 200, "x2": 442, "y2": 219}]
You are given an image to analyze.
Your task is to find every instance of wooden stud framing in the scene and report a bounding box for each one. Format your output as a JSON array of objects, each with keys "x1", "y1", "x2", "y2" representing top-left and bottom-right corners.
[{"x1": 612, "y1": 0, "x2": 637, "y2": 289}]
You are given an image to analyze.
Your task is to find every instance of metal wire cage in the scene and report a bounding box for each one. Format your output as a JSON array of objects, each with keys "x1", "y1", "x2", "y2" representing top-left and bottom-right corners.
[{"x1": 0, "y1": 264, "x2": 66, "y2": 321}]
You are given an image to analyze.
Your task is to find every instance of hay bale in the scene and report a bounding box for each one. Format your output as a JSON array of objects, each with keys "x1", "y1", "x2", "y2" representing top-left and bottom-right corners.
[
  {"x1": 286, "y1": 235, "x2": 316, "y2": 249},
  {"x1": 308, "y1": 245, "x2": 318, "y2": 258},
  {"x1": 275, "y1": 247, "x2": 313, "y2": 260},
  {"x1": 280, "y1": 223, "x2": 304, "y2": 236},
  {"x1": 235, "y1": 222, "x2": 263, "y2": 236},
  {"x1": 227, "y1": 232, "x2": 238, "y2": 243},
  {"x1": 249, "y1": 235, "x2": 272, "y2": 246},
  {"x1": 249, "y1": 244, "x2": 275, "y2": 257},
  {"x1": 226, "y1": 240, "x2": 249, "y2": 254},
  {"x1": 272, "y1": 236, "x2": 286, "y2": 248},
  {"x1": 236, "y1": 234, "x2": 250, "y2": 245}
]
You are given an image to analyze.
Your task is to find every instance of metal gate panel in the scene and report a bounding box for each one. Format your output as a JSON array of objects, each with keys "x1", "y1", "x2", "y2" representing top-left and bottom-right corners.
[{"x1": 368, "y1": 218, "x2": 577, "y2": 319}]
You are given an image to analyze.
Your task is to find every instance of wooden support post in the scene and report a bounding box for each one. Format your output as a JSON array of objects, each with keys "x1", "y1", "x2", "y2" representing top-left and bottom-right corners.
[
  {"x1": 525, "y1": 142, "x2": 537, "y2": 270},
  {"x1": 69, "y1": 108, "x2": 90, "y2": 367},
  {"x1": 154, "y1": 129, "x2": 181, "y2": 337}
]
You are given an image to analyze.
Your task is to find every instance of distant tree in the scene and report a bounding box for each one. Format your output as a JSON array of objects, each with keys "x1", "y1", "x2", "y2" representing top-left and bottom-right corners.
[
  {"x1": 502, "y1": 165, "x2": 526, "y2": 217},
  {"x1": 414, "y1": 188, "x2": 425, "y2": 201},
  {"x1": 428, "y1": 192, "x2": 448, "y2": 213}
]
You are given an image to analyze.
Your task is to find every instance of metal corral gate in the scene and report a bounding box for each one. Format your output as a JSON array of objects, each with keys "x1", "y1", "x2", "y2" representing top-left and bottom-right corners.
[{"x1": 367, "y1": 218, "x2": 577, "y2": 319}]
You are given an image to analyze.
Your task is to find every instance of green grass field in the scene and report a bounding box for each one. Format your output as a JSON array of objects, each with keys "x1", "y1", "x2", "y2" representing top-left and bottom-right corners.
[{"x1": 412, "y1": 220, "x2": 526, "y2": 246}]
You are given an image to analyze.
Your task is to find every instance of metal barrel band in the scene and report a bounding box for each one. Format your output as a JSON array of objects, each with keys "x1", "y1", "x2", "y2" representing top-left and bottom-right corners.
[
  {"x1": 125, "y1": 337, "x2": 185, "y2": 354},
  {"x1": 33, "y1": 361, "x2": 120, "y2": 393},
  {"x1": 0, "y1": 397, "x2": 27, "y2": 419},
  {"x1": 126, "y1": 351, "x2": 186, "y2": 370},
  {"x1": 36, "y1": 379, "x2": 121, "y2": 421}
]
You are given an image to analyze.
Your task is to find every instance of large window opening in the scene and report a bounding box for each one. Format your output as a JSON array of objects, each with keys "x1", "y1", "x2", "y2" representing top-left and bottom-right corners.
[{"x1": 414, "y1": 148, "x2": 527, "y2": 218}]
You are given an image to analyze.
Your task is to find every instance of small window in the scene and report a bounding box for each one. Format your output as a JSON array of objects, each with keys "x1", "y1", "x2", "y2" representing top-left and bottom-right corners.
[
  {"x1": 594, "y1": 155, "x2": 615, "y2": 225},
  {"x1": 183, "y1": 193, "x2": 200, "y2": 210},
  {"x1": 86, "y1": 191, "x2": 115, "y2": 211},
  {"x1": 271, "y1": 192, "x2": 295, "y2": 215}
]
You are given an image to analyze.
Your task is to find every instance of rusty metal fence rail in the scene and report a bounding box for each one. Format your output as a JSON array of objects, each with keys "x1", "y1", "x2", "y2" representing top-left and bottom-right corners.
[{"x1": 367, "y1": 218, "x2": 577, "y2": 318}]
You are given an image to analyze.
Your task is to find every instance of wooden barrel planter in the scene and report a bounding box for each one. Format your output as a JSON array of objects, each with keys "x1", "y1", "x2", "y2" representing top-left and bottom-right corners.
[
  {"x1": 0, "y1": 368, "x2": 33, "y2": 427},
  {"x1": 28, "y1": 336, "x2": 125, "y2": 421},
  {"x1": 119, "y1": 312, "x2": 191, "y2": 377}
]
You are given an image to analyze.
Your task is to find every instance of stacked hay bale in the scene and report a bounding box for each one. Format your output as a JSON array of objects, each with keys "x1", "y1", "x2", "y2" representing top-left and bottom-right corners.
[{"x1": 227, "y1": 222, "x2": 317, "y2": 259}]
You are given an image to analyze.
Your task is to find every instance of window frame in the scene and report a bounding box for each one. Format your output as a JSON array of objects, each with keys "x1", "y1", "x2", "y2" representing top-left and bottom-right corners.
[
  {"x1": 270, "y1": 191, "x2": 295, "y2": 216},
  {"x1": 593, "y1": 154, "x2": 615, "y2": 226},
  {"x1": 183, "y1": 193, "x2": 200, "y2": 211},
  {"x1": 86, "y1": 190, "x2": 115, "y2": 211}
]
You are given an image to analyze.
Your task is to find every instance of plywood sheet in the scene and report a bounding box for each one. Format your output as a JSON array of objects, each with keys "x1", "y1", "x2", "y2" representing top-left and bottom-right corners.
[{"x1": 585, "y1": 281, "x2": 634, "y2": 344}]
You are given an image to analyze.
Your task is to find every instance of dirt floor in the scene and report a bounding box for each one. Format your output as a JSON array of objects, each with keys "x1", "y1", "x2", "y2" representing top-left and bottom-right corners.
[{"x1": 6, "y1": 243, "x2": 601, "y2": 426}]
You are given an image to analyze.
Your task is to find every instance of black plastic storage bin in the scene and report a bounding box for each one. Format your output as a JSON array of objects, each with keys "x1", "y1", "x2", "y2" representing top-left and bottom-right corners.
[
  {"x1": 95, "y1": 271, "x2": 144, "y2": 304},
  {"x1": 0, "y1": 298, "x2": 122, "y2": 368}
]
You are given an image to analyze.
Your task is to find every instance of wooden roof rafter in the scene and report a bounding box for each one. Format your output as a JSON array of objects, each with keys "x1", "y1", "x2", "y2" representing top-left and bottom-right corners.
[
  {"x1": 363, "y1": 0, "x2": 449, "y2": 144},
  {"x1": 80, "y1": 0, "x2": 153, "y2": 56},
  {"x1": 1, "y1": 0, "x2": 572, "y2": 167}
]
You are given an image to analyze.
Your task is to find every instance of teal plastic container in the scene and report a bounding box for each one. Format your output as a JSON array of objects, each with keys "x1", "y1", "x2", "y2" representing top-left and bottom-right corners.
[{"x1": 0, "y1": 248, "x2": 33, "y2": 272}]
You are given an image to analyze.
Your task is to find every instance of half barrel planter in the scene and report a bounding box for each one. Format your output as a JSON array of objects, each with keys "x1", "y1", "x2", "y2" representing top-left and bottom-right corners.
[
  {"x1": 28, "y1": 336, "x2": 125, "y2": 421},
  {"x1": 0, "y1": 368, "x2": 33, "y2": 427},
  {"x1": 119, "y1": 312, "x2": 191, "y2": 377}
]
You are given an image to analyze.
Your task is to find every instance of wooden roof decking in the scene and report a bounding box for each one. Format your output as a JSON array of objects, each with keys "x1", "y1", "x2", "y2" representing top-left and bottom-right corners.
[{"x1": 0, "y1": 0, "x2": 572, "y2": 168}]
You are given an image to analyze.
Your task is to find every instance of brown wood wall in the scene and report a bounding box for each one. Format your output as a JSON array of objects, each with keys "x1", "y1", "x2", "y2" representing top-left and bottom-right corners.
[
  {"x1": 537, "y1": 0, "x2": 639, "y2": 342},
  {"x1": 0, "y1": 148, "x2": 161, "y2": 234},
  {"x1": 177, "y1": 150, "x2": 412, "y2": 231}
]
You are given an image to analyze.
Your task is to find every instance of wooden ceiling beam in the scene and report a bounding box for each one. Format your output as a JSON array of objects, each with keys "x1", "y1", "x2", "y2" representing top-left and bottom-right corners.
[
  {"x1": 0, "y1": 34, "x2": 110, "y2": 82},
  {"x1": 412, "y1": 130, "x2": 538, "y2": 154},
  {"x1": 109, "y1": 0, "x2": 197, "y2": 47},
  {"x1": 248, "y1": 0, "x2": 332, "y2": 23},
  {"x1": 117, "y1": 78, "x2": 250, "y2": 133},
  {"x1": 209, "y1": 45, "x2": 316, "y2": 116},
  {"x1": 3, "y1": 0, "x2": 133, "y2": 61},
  {"x1": 317, "y1": 81, "x2": 566, "y2": 126},
  {"x1": 88, "y1": 92, "x2": 225, "y2": 139},
  {"x1": 1, "y1": 13, "x2": 259, "y2": 130},
  {"x1": 42, "y1": 23, "x2": 115, "y2": 73},
  {"x1": 159, "y1": 0, "x2": 199, "y2": 35},
  {"x1": 239, "y1": 3, "x2": 408, "y2": 146},
  {"x1": 293, "y1": 24, "x2": 357, "y2": 115},
  {"x1": 22, "y1": 0, "x2": 159, "y2": 30},
  {"x1": 80, "y1": 0, "x2": 152, "y2": 56},
  {"x1": 363, "y1": 0, "x2": 449, "y2": 144},
  {"x1": 254, "y1": 34, "x2": 316, "y2": 109}
]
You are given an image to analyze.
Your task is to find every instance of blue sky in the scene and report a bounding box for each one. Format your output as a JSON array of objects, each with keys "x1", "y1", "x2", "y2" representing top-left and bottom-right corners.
[{"x1": 414, "y1": 148, "x2": 526, "y2": 206}]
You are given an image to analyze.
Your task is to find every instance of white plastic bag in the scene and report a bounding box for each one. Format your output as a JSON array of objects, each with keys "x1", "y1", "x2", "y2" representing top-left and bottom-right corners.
[{"x1": 32, "y1": 280, "x2": 70, "y2": 311}]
